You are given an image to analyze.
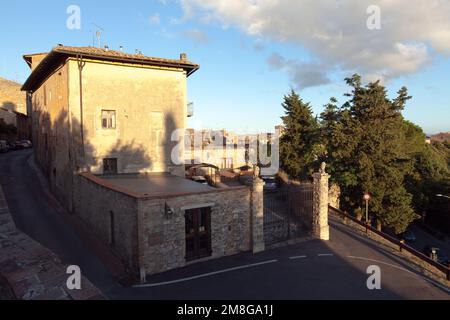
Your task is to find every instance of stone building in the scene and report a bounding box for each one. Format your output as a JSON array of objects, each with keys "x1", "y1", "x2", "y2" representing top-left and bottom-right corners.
[
  {"x1": 21, "y1": 46, "x2": 263, "y2": 280},
  {"x1": 0, "y1": 77, "x2": 30, "y2": 141}
]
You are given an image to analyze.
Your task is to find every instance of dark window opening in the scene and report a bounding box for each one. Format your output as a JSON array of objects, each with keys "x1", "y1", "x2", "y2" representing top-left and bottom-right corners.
[
  {"x1": 101, "y1": 110, "x2": 116, "y2": 129},
  {"x1": 185, "y1": 207, "x2": 212, "y2": 262},
  {"x1": 103, "y1": 158, "x2": 118, "y2": 175}
]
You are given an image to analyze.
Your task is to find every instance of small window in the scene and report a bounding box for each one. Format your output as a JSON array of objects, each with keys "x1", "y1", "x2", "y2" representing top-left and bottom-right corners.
[
  {"x1": 101, "y1": 110, "x2": 116, "y2": 129},
  {"x1": 103, "y1": 158, "x2": 118, "y2": 175}
]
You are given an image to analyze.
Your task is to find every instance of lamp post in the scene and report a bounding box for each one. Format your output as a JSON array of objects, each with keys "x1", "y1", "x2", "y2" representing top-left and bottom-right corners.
[
  {"x1": 363, "y1": 193, "x2": 371, "y2": 224},
  {"x1": 436, "y1": 194, "x2": 450, "y2": 200}
]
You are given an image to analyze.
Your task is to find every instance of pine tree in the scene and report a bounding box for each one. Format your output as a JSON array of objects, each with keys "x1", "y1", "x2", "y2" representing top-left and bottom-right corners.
[
  {"x1": 280, "y1": 90, "x2": 320, "y2": 181},
  {"x1": 323, "y1": 75, "x2": 419, "y2": 233}
]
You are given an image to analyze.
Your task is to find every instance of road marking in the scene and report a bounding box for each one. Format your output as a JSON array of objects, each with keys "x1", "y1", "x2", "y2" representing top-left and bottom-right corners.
[
  {"x1": 289, "y1": 255, "x2": 307, "y2": 260},
  {"x1": 318, "y1": 254, "x2": 334, "y2": 257},
  {"x1": 347, "y1": 255, "x2": 450, "y2": 293},
  {"x1": 133, "y1": 260, "x2": 278, "y2": 288},
  {"x1": 347, "y1": 256, "x2": 415, "y2": 275}
]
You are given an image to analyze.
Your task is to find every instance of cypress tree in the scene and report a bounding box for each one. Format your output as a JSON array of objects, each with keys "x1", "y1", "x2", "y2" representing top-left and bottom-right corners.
[{"x1": 280, "y1": 89, "x2": 320, "y2": 181}]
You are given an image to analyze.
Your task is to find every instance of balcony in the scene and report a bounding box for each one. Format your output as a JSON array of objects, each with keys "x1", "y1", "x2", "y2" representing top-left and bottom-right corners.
[{"x1": 187, "y1": 102, "x2": 194, "y2": 118}]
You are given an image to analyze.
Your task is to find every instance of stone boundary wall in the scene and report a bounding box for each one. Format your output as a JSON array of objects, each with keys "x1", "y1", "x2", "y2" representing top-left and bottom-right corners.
[
  {"x1": 330, "y1": 208, "x2": 450, "y2": 287},
  {"x1": 0, "y1": 185, "x2": 103, "y2": 300}
]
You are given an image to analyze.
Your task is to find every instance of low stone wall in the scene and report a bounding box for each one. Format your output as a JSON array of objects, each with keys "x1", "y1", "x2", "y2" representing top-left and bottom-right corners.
[
  {"x1": 75, "y1": 174, "x2": 139, "y2": 273},
  {"x1": 139, "y1": 187, "x2": 252, "y2": 275},
  {"x1": 331, "y1": 208, "x2": 450, "y2": 286}
]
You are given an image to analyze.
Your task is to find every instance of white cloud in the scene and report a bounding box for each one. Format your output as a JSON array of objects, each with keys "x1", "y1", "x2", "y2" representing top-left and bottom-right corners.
[
  {"x1": 182, "y1": 28, "x2": 210, "y2": 44},
  {"x1": 178, "y1": 0, "x2": 450, "y2": 88},
  {"x1": 268, "y1": 52, "x2": 330, "y2": 89},
  {"x1": 149, "y1": 13, "x2": 160, "y2": 25}
]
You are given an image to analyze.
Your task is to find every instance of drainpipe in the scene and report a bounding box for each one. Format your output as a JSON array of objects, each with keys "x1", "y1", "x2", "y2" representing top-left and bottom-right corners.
[{"x1": 76, "y1": 54, "x2": 86, "y2": 170}]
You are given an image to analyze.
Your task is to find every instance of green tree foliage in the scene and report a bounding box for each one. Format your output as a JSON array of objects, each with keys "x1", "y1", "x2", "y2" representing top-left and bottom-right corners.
[
  {"x1": 280, "y1": 89, "x2": 320, "y2": 181},
  {"x1": 406, "y1": 138, "x2": 450, "y2": 233},
  {"x1": 281, "y1": 74, "x2": 448, "y2": 234},
  {"x1": 320, "y1": 75, "x2": 419, "y2": 233}
]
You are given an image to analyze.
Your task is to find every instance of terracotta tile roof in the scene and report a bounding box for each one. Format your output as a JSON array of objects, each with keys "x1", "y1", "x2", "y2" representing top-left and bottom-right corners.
[
  {"x1": 22, "y1": 45, "x2": 199, "y2": 92},
  {"x1": 54, "y1": 46, "x2": 198, "y2": 68}
]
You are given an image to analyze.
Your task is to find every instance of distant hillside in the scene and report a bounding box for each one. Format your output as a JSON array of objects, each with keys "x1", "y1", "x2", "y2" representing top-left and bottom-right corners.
[
  {"x1": 431, "y1": 132, "x2": 450, "y2": 143},
  {"x1": 0, "y1": 77, "x2": 26, "y2": 115}
]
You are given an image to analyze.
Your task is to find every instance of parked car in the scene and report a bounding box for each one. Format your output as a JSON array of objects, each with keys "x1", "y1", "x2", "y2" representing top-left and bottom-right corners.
[
  {"x1": 191, "y1": 176, "x2": 208, "y2": 186},
  {"x1": 399, "y1": 229, "x2": 417, "y2": 243},
  {"x1": 13, "y1": 141, "x2": 25, "y2": 150},
  {"x1": 423, "y1": 245, "x2": 450, "y2": 266},
  {"x1": 0, "y1": 140, "x2": 9, "y2": 153},
  {"x1": 20, "y1": 140, "x2": 33, "y2": 149},
  {"x1": 12, "y1": 140, "x2": 32, "y2": 150},
  {"x1": 6, "y1": 141, "x2": 16, "y2": 150},
  {"x1": 262, "y1": 176, "x2": 278, "y2": 191}
]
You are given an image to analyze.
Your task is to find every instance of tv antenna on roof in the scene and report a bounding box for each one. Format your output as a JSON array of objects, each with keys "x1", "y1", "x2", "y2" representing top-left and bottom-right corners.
[{"x1": 90, "y1": 23, "x2": 104, "y2": 47}]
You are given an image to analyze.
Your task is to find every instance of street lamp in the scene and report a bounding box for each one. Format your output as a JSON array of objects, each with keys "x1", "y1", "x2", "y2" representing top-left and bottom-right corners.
[
  {"x1": 436, "y1": 194, "x2": 450, "y2": 200},
  {"x1": 363, "y1": 193, "x2": 371, "y2": 223}
]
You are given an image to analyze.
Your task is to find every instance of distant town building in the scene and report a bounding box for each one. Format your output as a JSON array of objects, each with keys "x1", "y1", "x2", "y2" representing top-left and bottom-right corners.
[
  {"x1": 0, "y1": 77, "x2": 31, "y2": 141},
  {"x1": 430, "y1": 132, "x2": 450, "y2": 143}
]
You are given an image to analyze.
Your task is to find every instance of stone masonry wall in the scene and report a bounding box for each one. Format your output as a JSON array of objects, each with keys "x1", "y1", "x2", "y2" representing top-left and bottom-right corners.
[
  {"x1": 74, "y1": 174, "x2": 139, "y2": 272},
  {"x1": 139, "y1": 187, "x2": 251, "y2": 275}
]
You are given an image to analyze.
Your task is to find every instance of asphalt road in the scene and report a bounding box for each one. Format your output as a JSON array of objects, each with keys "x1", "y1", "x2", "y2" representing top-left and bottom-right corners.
[
  {"x1": 0, "y1": 149, "x2": 120, "y2": 294},
  {"x1": 1, "y1": 150, "x2": 449, "y2": 300}
]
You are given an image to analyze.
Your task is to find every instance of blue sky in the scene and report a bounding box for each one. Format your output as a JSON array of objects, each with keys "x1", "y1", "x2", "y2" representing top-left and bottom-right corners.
[{"x1": 1, "y1": 0, "x2": 449, "y2": 134}]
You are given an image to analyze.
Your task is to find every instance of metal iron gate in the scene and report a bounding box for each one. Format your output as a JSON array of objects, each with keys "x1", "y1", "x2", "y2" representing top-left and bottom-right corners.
[{"x1": 263, "y1": 183, "x2": 313, "y2": 246}]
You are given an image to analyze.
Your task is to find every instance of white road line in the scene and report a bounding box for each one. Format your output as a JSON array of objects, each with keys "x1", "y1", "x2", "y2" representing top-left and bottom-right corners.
[
  {"x1": 289, "y1": 255, "x2": 307, "y2": 260},
  {"x1": 133, "y1": 260, "x2": 278, "y2": 288},
  {"x1": 318, "y1": 254, "x2": 334, "y2": 257},
  {"x1": 347, "y1": 256, "x2": 415, "y2": 275},
  {"x1": 347, "y1": 255, "x2": 450, "y2": 293}
]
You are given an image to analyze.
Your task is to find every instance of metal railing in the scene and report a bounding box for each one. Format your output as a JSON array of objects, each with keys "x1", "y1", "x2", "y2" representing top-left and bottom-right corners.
[{"x1": 329, "y1": 205, "x2": 450, "y2": 281}]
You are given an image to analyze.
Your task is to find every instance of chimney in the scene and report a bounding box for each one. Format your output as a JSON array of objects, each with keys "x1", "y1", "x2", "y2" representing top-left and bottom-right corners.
[
  {"x1": 104, "y1": 45, "x2": 109, "y2": 51},
  {"x1": 180, "y1": 53, "x2": 187, "y2": 61},
  {"x1": 119, "y1": 46, "x2": 123, "y2": 52}
]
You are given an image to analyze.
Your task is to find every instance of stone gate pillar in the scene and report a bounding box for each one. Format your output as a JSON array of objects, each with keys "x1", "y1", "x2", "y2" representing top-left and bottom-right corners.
[
  {"x1": 250, "y1": 167, "x2": 265, "y2": 253},
  {"x1": 312, "y1": 163, "x2": 330, "y2": 241}
]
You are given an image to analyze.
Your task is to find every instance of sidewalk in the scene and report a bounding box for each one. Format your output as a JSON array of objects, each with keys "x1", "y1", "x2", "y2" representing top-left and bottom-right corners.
[{"x1": 0, "y1": 184, "x2": 104, "y2": 300}]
